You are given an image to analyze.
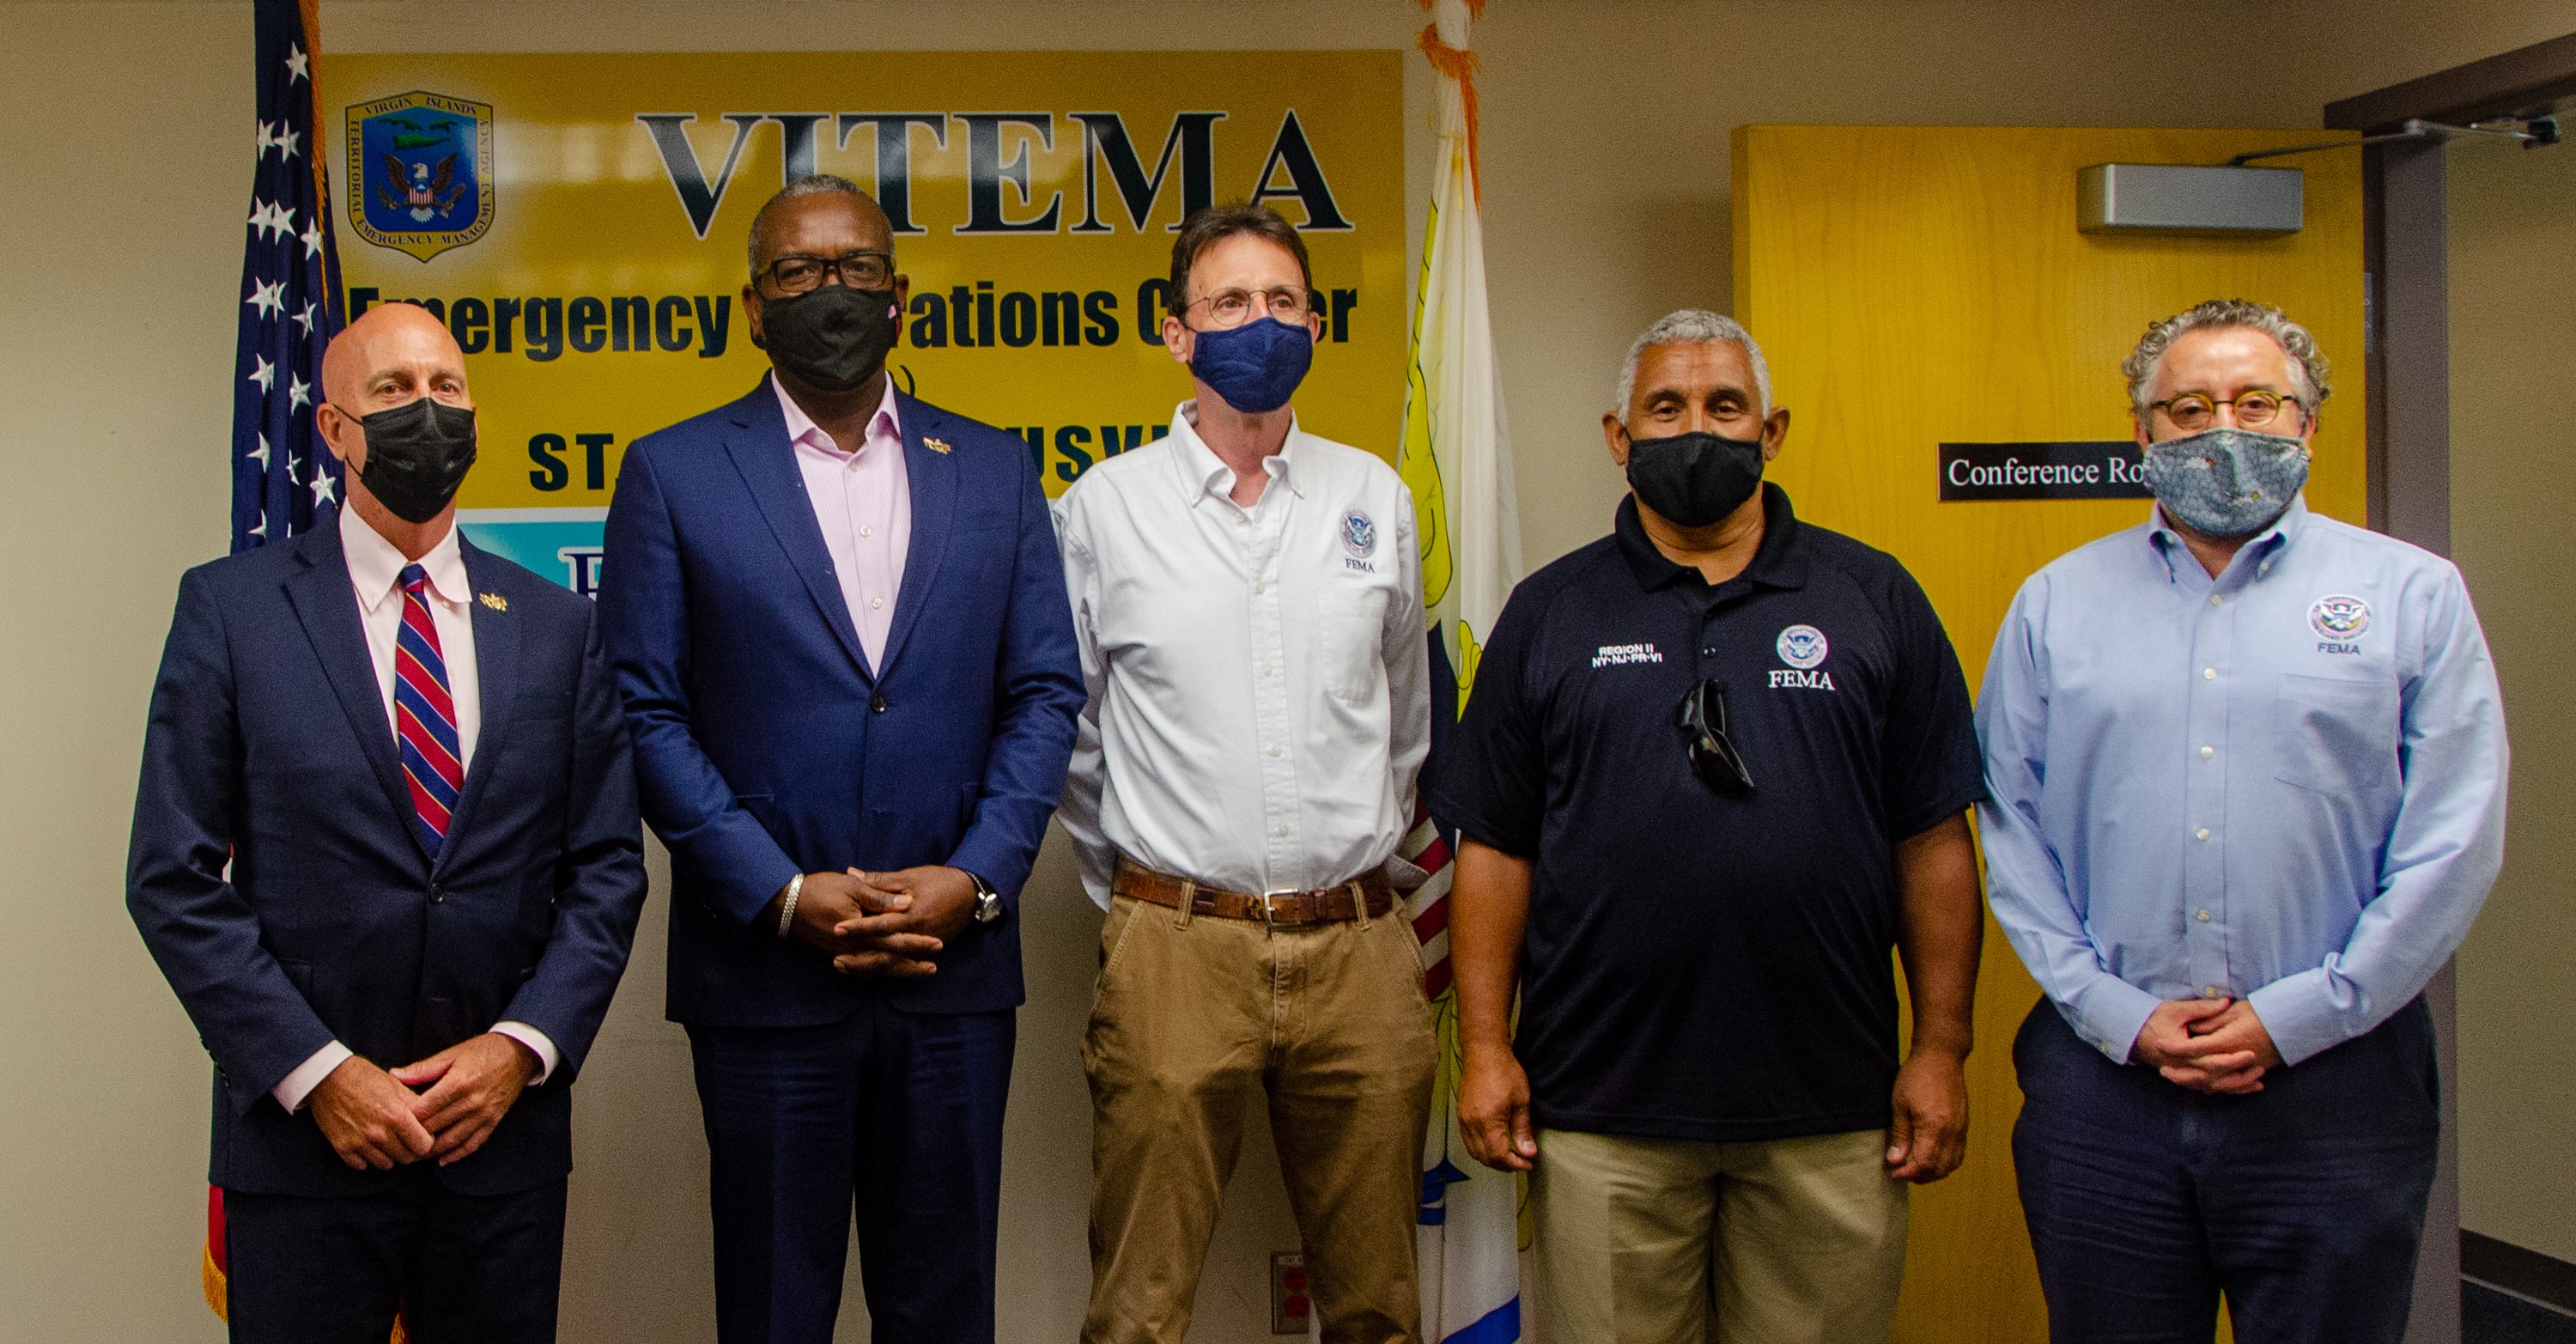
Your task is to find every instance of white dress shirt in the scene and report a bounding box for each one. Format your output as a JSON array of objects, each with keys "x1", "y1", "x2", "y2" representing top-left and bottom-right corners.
[
  {"x1": 779, "y1": 373, "x2": 910, "y2": 667},
  {"x1": 270, "y1": 507, "x2": 558, "y2": 1114},
  {"x1": 1054, "y1": 401, "x2": 1431, "y2": 909}
]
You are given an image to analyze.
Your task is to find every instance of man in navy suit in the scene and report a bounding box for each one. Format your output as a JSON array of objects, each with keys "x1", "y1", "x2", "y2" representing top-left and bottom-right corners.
[
  {"x1": 599, "y1": 174, "x2": 1084, "y2": 1344},
  {"x1": 128, "y1": 301, "x2": 648, "y2": 1344}
]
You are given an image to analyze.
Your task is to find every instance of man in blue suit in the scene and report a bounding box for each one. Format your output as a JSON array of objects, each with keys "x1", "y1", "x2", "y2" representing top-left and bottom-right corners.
[
  {"x1": 599, "y1": 174, "x2": 1084, "y2": 1344},
  {"x1": 128, "y1": 302, "x2": 648, "y2": 1344}
]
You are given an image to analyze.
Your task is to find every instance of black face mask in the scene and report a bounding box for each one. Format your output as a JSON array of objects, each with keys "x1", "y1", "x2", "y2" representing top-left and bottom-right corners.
[
  {"x1": 1624, "y1": 429, "x2": 1766, "y2": 527},
  {"x1": 756, "y1": 283, "x2": 900, "y2": 392},
  {"x1": 355, "y1": 397, "x2": 477, "y2": 524}
]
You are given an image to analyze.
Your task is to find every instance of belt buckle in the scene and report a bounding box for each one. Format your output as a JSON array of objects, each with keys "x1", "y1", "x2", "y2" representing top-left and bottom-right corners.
[{"x1": 1260, "y1": 888, "x2": 1302, "y2": 927}]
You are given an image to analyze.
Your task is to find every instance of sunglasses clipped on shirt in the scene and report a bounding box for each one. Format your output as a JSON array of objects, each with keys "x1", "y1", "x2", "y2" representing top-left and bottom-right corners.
[{"x1": 1677, "y1": 679, "x2": 1754, "y2": 794}]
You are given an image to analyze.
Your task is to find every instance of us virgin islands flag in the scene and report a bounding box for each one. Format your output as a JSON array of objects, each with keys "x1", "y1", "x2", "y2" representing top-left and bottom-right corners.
[{"x1": 1398, "y1": 2, "x2": 1528, "y2": 1341}]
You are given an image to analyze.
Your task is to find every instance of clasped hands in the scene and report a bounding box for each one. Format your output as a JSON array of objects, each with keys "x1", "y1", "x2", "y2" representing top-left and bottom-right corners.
[
  {"x1": 2132, "y1": 997, "x2": 2286, "y2": 1095},
  {"x1": 775, "y1": 866, "x2": 980, "y2": 978},
  {"x1": 307, "y1": 1032, "x2": 538, "y2": 1172}
]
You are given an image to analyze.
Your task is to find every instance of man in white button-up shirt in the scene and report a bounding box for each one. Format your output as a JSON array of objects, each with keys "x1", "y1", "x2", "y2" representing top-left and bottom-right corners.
[{"x1": 1054, "y1": 204, "x2": 1435, "y2": 1344}]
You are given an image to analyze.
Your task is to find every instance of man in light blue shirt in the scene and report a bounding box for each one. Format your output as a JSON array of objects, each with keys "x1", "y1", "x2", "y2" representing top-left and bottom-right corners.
[{"x1": 1978, "y1": 299, "x2": 2506, "y2": 1344}]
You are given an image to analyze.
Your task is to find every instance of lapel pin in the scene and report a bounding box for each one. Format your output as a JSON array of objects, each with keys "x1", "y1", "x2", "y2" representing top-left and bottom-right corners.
[
  {"x1": 478, "y1": 593, "x2": 508, "y2": 611},
  {"x1": 923, "y1": 436, "x2": 952, "y2": 454}
]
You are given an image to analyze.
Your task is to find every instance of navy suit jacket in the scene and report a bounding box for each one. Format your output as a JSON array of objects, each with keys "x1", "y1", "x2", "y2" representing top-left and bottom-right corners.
[
  {"x1": 600, "y1": 381, "x2": 1083, "y2": 1025},
  {"x1": 126, "y1": 518, "x2": 647, "y2": 1197}
]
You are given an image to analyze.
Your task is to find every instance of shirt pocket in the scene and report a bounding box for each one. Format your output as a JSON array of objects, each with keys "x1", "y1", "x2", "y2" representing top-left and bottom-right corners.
[
  {"x1": 1319, "y1": 587, "x2": 1389, "y2": 704},
  {"x1": 2273, "y1": 672, "x2": 2399, "y2": 794}
]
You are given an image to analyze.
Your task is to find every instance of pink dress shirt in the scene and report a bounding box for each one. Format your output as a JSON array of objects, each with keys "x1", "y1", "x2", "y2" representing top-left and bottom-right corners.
[{"x1": 778, "y1": 373, "x2": 910, "y2": 667}]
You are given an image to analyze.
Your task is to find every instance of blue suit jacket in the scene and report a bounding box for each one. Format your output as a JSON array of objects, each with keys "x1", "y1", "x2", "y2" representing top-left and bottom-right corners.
[
  {"x1": 600, "y1": 382, "x2": 1083, "y2": 1025},
  {"x1": 126, "y1": 518, "x2": 647, "y2": 1197}
]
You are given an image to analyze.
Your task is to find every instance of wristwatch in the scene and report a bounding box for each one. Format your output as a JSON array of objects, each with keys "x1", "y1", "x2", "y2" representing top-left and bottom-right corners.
[{"x1": 966, "y1": 870, "x2": 1004, "y2": 925}]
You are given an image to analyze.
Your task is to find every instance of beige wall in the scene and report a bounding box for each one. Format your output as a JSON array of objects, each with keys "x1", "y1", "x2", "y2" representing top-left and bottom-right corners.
[
  {"x1": 5, "y1": 2, "x2": 2567, "y2": 1340},
  {"x1": 2448, "y1": 131, "x2": 2576, "y2": 1267}
]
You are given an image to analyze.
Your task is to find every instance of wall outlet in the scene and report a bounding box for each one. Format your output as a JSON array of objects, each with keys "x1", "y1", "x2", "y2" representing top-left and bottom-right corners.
[{"x1": 1269, "y1": 1250, "x2": 1310, "y2": 1335}]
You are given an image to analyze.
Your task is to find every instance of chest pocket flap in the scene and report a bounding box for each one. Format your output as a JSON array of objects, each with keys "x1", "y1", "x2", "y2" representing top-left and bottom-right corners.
[
  {"x1": 2274, "y1": 672, "x2": 2399, "y2": 794},
  {"x1": 1320, "y1": 587, "x2": 1389, "y2": 703}
]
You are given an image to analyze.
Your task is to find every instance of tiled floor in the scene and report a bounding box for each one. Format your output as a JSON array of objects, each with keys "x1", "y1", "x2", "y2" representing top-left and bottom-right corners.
[{"x1": 2467, "y1": 1280, "x2": 2576, "y2": 1344}]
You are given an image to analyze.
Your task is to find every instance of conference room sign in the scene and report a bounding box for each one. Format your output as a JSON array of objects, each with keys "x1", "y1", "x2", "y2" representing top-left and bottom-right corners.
[{"x1": 323, "y1": 51, "x2": 1405, "y2": 595}]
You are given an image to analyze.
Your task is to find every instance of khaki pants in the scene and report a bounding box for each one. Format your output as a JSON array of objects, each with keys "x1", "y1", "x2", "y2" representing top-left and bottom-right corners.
[
  {"x1": 1081, "y1": 893, "x2": 1438, "y2": 1344},
  {"x1": 1532, "y1": 1127, "x2": 1909, "y2": 1344}
]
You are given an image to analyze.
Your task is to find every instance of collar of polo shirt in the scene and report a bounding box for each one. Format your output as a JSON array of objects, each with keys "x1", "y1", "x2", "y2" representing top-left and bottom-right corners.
[{"x1": 1613, "y1": 484, "x2": 1810, "y2": 598}]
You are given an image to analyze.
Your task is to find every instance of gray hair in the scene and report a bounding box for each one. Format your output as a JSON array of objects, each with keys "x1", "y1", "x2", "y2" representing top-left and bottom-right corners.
[
  {"x1": 1612, "y1": 309, "x2": 1772, "y2": 418},
  {"x1": 2123, "y1": 299, "x2": 2331, "y2": 422},
  {"x1": 747, "y1": 173, "x2": 873, "y2": 277}
]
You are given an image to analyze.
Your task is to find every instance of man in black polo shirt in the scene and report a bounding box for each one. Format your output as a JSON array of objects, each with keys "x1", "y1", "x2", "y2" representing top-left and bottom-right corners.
[{"x1": 1431, "y1": 309, "x2": 1986, "y2": 1343}]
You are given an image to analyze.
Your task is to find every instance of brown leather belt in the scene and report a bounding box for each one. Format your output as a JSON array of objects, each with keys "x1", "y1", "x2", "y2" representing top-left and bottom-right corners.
[{"x1": 1112, "y1": 859, "x2": 1397, "y2": 926}]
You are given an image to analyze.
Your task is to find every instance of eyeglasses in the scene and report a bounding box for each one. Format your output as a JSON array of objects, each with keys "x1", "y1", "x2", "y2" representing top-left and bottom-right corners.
[
  {"x1": 759, "y1": 251, "x2": 896, "y2": 295},
  {"x1": 2149, "y1": 390, "x2": 2306, "y2": 433},
  {"x1": 1677, "y1": 680, "x2": 1754, "y2": 794},
  {"x1": 1182, "y1": 286, "x2": 1322, "y2": 329}
]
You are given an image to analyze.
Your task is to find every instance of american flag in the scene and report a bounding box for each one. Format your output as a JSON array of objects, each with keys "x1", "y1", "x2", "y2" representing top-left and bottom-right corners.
[
  {"x1": 207, "y1": 5, "x2": 380, "y2": 1335},
  {"x1": 232, "y1": 0, "x2": 343, "y2": 552}
]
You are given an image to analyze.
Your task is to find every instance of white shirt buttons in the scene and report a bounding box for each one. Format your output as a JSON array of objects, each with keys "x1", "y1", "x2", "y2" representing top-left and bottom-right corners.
[
  {"x1": 2196, "y1": 827, "x2": 2211, "y2": 842},
  {"x1": 2201, "y1": 745, "x2": 2215, "y2": 759},
  {"x1": 2208, "y1": 595, "x2": 2223, "y2": 607},
  {"x1": 2196, "y1": 909, "x2": 2212, "y2": 921},
  {"x1": 2203, "y1": 667, "x2": 2216, "y2": 680},
  {"x1": 870, "y1": 596, "x2": 884, "y2": 610}
]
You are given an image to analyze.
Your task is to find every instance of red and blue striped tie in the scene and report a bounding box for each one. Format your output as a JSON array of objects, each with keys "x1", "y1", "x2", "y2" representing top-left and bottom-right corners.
[{"x1": 393, "y1": 563, "x2": 464, "y2": 859}]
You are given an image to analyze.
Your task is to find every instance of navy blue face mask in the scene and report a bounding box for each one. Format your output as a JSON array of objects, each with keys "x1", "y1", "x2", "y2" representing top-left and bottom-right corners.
[{"x1": 1188, "y1": 315, "x2": 1314, "y2": 414}]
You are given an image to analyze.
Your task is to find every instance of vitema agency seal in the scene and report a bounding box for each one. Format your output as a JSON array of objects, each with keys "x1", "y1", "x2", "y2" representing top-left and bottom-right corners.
[
  {"x1": 347, "y1": 90, "x2": 495, "y2": 262},
  {"x1": 1776, "y1": 623, "x2": 1829, "y2": 670}
]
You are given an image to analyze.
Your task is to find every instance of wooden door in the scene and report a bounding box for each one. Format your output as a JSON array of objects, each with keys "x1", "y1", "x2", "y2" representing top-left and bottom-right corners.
[{"x1": 1733, "y1": 124, "x2": 2366, "y2": 1343}]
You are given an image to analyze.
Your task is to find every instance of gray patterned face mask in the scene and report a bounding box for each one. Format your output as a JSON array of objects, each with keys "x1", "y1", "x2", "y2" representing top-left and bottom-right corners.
[{"x1": 2142, "y1": 428, "x2": 2310, "y2": 538}]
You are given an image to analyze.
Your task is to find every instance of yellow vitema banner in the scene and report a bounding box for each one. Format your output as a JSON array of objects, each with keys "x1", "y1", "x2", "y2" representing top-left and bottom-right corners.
[{"x1": 323, "y1": 51, "x2": 1405, "y2": 592}]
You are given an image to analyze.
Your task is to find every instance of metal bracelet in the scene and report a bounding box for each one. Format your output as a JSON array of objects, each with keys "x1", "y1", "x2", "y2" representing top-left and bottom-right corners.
[{"x1": 776, "y1": 873, "x2": 804, "y2": 940}]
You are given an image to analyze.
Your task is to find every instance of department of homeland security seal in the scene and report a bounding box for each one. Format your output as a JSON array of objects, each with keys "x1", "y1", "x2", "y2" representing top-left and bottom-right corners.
[
  {"x1": 1776, "y1": 623, "x2": 1829, "y2": 669},
  {"x1": 347, "y1": 90, "x2": 495, "y2": 262},
  {"x1": 1341, "y1": 509, "x2": 1377, "y2": 559},
  {"x1": 2309, "y1": 594, "x2": 2372, "y2": 641}
]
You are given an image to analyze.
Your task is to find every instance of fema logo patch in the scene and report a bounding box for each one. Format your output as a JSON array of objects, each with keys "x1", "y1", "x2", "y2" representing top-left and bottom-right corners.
[
  {"x1": 1776, "y1": 623, "x2": 1829, "y2": 670},
  {"x1": 348, "y1": 91, "x2": 495, "y2": 262},
  {"x1": 1341, "y1": 509, "x2": 1377, "y2": 559},
  {"x1": 2309, "y1": 594, "x2": 2371, "y2": 641}
]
